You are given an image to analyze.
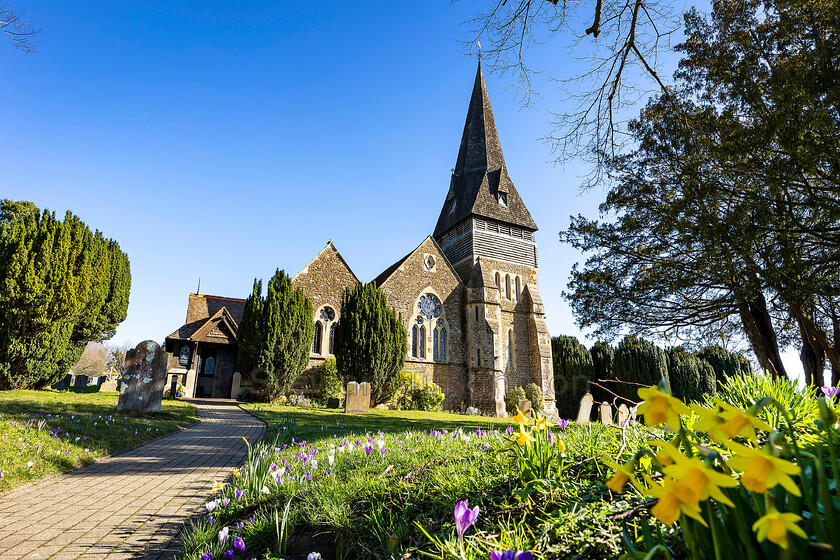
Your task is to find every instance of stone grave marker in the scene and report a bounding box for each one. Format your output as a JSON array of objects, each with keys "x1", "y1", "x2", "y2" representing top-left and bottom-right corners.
[
  {"x1": 230, "y1": 372, "x2": 242, "y2": 399},
  {"x1": 117, "y1": 340, "x2": 168, "y2": 413},
  {"x1": 169, "y1": 379, "x2": 178, "y2": 398},
  {"x1": 99, "y1": 376, "x2": 118, "y2": 392},
  {"x1": 345, "y1": 381, "x2": 371, "y2": 414},
  {"x1": 73, "y1": 375, "x2": 88, "y2": 389},
  {"x1": 599, "y1": 402, "x2": 613, "y2": 425},
  {"x1": 326, "y1": 397, "x2": 341, "y2": 409},
  {"x1": 617, "y1": 404, "x2": 631, "y2": 427},
  {"x1": 575, "y1": 393, "x2": 594, "y2": 423},
  {"x1": 517, "y1": 399, "x2": 532, "y2": 419}
]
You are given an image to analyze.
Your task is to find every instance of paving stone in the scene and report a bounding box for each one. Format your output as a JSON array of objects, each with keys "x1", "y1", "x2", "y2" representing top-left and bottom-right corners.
[{"x1": 0, "y1": 400, "x2": 264, "y2": 559}]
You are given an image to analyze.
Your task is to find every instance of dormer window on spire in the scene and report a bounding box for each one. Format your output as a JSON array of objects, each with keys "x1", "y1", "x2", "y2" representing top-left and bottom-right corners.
[{"x1": 498, "y1": 191, "x2": 508, "y2": 207}]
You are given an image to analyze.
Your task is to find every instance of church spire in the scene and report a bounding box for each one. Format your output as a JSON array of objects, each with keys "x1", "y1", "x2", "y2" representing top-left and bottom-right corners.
[{"x1": 434, "y1": 62, "x2": 537, "y2": 238}]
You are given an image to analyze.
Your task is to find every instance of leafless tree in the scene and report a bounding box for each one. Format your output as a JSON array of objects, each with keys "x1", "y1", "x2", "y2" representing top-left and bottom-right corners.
[
  {"x1": 72, "y1": 342, "x2": 109, "y2": 378},
  {"x1": 461, "y1": 0, "x2": 679, "y2": 180},
  {"x1": 1, "y1": 1, "x2": 39, "y2": 52}
]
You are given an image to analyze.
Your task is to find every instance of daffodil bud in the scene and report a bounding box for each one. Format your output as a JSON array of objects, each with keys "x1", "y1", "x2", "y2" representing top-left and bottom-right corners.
[{"x1": 817, "y1": 397, "x2": 838, "y2": 427}]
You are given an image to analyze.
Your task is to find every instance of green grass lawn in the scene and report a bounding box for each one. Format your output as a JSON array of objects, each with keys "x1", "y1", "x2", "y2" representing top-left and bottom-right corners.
[
  {"x1": 175, "y1": 404, "x2": 655, "y2": 560},
  {"x1": 0, "y1": 389, "x2": 197, "y2": 493}
]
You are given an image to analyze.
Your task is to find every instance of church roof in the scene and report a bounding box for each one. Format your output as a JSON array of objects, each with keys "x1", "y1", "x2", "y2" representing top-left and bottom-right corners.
[
  {"x1": 433, "y1": 62, "x2": 538, "y2": 237},
  {"x1": 166, "y1": 294, "x2": 246, "y2": 341}
]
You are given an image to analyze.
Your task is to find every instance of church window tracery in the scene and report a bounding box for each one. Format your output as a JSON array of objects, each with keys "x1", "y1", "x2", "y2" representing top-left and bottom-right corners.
[
  {"x1": 313, "y1": 322, "x2": 323, "y2": 354},
  {"x1": 313, "y1": 306, "x2": 337, "y2": 355}
]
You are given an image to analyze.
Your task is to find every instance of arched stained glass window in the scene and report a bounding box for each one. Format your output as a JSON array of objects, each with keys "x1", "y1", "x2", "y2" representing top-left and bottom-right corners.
[
  {"x1": 515, "y1": 276, "x2": 521, "y2": 300},
  {"x1": 433, "y1": 329, "x2": 439, "y2": 361},
  {"x1": 495, "y1": 272, "x2": 500, "y2": 288},
  {"x1": 328, "y1": 323, "x2": 336, "y2": 355},
  {"x1": 506, "y1": 275, "x2": 511, "y2": 299},
  {"x1": 440, "y1": 328, "x2": 446, "y2": 361},
  {"x1": 313, "y1": 321, "x2": 323, "y2": 354},
  {"x1": 419, "y1": 326, "x2": 426, "y2": 359},
  {"x1": 411, "y1": 325, "x2": 418, "y2": 358}
]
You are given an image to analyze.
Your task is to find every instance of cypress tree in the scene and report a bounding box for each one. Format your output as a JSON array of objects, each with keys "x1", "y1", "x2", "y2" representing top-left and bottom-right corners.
[
  {"x1": 613, "y1": 335, "x2": 668, "y2": 402},
  {"x1": 235, "y1": 271, "x2": 313, "y2": 402},
  {"x1": 667, "y1": 346, "x2": 716, "y2": 402},
  {"x1": 590, "y1": 341, "x2": 616, "y2": 403},
  {"x1": 551, "y1": 335, "x2": 594, "y2": 419},
  {"x1": 334, "y1": 283, "x2": 406, "y2": 406},
  {"x1": 696, "y1": 345, "x2": 753, "y2": 386},
  {"x1": 0, "y1": 200, "x2": 131, "y2": 389}
]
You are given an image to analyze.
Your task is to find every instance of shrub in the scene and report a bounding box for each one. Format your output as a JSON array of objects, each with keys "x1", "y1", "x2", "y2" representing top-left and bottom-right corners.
[
  {"x1": 317, "y1": 358, "x2": 342, "y2": 406},
  {"x1": 712, "y1": 372, "x2": 819, "y2": 432},
  {"x1": 505, "y1": 385, "x2": 527, "y2": 415},
  {"x1": 334, "y1": 283, "x2": 406, "y2": 406},
  {"x1": 389, "y1": 371, "x2": 420, "y2": 410},
  {"x1": 613, "y1": 335, "x2": 668, "y2": 403},
  {"x1": 551, "y1": 335, "x2": 594, "y2": 419},
  {"x1": 696, "y1": 345, "x2": 753, "y2": 385},
  {"x1": 667, "y1": 346, "x2": 716, "y2": 403},
  {"x1": 415, "y1": 381, "x2": 445, "y2": 412},
  {"x1": 590, "y1": 341, "x2": 616, "y2": 403},
  {"x1": 523, "y1": 383, "x2": 544, "y2": 413}
]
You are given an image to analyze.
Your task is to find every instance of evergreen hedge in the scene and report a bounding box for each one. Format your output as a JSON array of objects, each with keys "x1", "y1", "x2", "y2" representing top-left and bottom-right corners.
[
  {"x1": 667, "y1": 346, "x2": 716, "y2": 402},
  {"x1": 696, "y1": 345, "x2": 753, "y2": 385},
  {"x1": 613, "y1": 335, "x2": 668, "y2": 403},
  {"x1": 0, "y1": 200, "x2": 131, "y2": 390},
  {"x1": 551, "y1": 335, "x2": 594, "y2": 419}
]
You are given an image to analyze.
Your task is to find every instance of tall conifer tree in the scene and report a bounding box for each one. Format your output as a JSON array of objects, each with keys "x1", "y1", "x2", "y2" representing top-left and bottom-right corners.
[{"x1": 334, "y1": 283, "x2": 406, "y2": 406}]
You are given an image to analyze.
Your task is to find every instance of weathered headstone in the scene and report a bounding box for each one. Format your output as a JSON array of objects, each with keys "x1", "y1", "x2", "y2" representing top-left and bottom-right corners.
[
  {"x1": 230, "y1": 372, "x2": 241, "y2": 400},
  {"x1": 100, "y1": 377, "x2": 118, "y2": 392},
  {"x1": 517, "y1": 399, "x2": 532, "y2": 419},
  {"x1": 617, "y1": 404, "x2": 631, "y2": 427},
  {"x1": 345, "y1": 381, "x2": 371, "y2": 414},
  {"x1": 117, "y1": 340, "x2": 168, "y2": 413},
  {"x1": 326, "y1": 397, "x2": 340, "y2": 409},
  {"x1": 170, "y1": 379, "x2": 178, "y2": 398},
  {"x1": 599, "y1": 402, "x2": 613, "y2": 425},
  {"x1": 575, "y1": 393, "x2": 594, "y2": 423},
  {"x1": 73, "y1": 375, "x2": 88, "y2": 389}
]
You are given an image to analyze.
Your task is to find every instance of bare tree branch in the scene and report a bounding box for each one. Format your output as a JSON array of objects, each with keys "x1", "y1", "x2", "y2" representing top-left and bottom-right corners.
[{"x1": 0, "y1": 1, "x2": 39, "y2": 53}]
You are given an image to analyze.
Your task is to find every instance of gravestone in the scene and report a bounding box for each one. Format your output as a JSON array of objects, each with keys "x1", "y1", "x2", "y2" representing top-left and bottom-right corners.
[
  {"x1": 326, "y1": 397, "x2": 340, "y2": 409},
  {"x1": 517, "y1": 399, "x2": 532, "y2": 419},
  {"x1": 575, "y1": 393, "x2": 594, "y2": 423},
  {"x1": 230, "y1": 372, "x2": 241, "y2": 400},
  {"x1": 73, "y1": 375, "x2": 88, "y2": 389},
  {"x1": 599, "y1": 402, "x2": 613, "y2": 425},
  {"x1": 617, "y1": 404, "x2": 631, "y2": 427},
  {"x1": 117, "y1": 340, "x2": 168, "y2": 413},
  {"x1": 52, "y1": 374, "x2": 73, "y2": 390},
  {"x1": 170, "y1": 379, "x2": 178, "y2": 398},
  {"x1": 100, "y1": 377, "x2": 118, "y2": 392},
  {"x1": 345, "y1": 381, "x2": 371, "y2": 414}
]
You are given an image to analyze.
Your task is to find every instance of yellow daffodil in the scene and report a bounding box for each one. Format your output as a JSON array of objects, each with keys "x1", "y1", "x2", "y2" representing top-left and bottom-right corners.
[
  {"x1": 534, "y1": 413, "x2": 548, "y2": 432},
  {"x1": 662, "y1": 454, "x2": 737, "y2": 507},
  {"x1": 512, "y1": 407, "x2": 527, "y2": 424},
  {"x1": 752, "y1": 506, "x2": 807, "y2": 549},
  {"x1": 727, "y1": 441, "x2": 801, "y2": 496},
  {"x1": 233, "y1": 468, "x2": 241, "y2": 478},
  {"x1": 716, "y1": 401, "x2": 771, "y2": 441},
  {"x1": 514, "y1": 422, "x2": 535, "y2": 447},
  {"x1": 211, "y1": 481, "x2": 227, "y2": 493},
  {"x1": 637, "y1": 386, "x2": 691, "y2": 430},
  {"x1": 645, "y1": 476, "x2": 707, "y2": 526},
  {"x1": 602, "y1": 456, "x2": 638, "y2": 493},
  {"x1": 691, "y1": 403, "x2": 731, "y2": 443},
  {"x1": 556, "y1": 438, "x2": 566, "y2": 453},
  {"x1": 647, "y1": 439, "x2": 681, "y2": 467}
]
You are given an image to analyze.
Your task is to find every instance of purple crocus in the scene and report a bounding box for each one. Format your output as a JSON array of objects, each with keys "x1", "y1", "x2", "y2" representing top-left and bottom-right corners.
[
  {"x1": 491, "y1": 551, "x2": 533, "y2": 560},
  {"x1": 454, "y1": 500, "x2": 479, "y2": 546},
  {"x1": 233, "y1": 537, "x2": 251, "y2": 558},
  {"x1": 221, "y1": 498, "x2": 230, "y2": 507},
  {"x1": 557, "y1": 419, "x2": 570, "y2": 433},
  {"x1": 364, "y1": 445, "x2": 373, "y2": 456},
  {"x1": 822, "y1": 386, "x2": 840, "y2": 399},
  {"x1": 234, "y1": 489, "x2": 245, "y2": 501},
  {"x1": 201, "y1": 553, "x2": 212, "y2": 560},
  {"x1": 224, "y1": 550, "x2": 234, "y2": 560}
]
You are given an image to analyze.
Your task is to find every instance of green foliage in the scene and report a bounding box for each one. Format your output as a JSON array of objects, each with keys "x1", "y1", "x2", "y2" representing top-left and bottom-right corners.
[
  {"x1": 613, "y1": 336, "x2": 668, "y2": 403},
  {"x1": 0, "y1": 200, "x2": 131, "y2": 390},
  {"x1": 505, "y1": 385, "x2": 526, "y2": 415},
  {"x1": 317, "y1": 358, "x2": 342, "y2": 406},
  {"x1": 590, "y1": 341, "x2": 615, "y2": 402},
  {"x1": 695, "y1": 345, "x2": 752, "y2": 386},
  {"x1": 551, "y1": 335, "x2": 594, "y2": 419},
  {"x1": 523, "y1": 383, "x2": 544, "y2": 414},
  {"x1": 666, "y1": 346, "x2": 716, "y2": 403},
  {"x1": 712, "y1": 373, "x2": 820, "y2": 433},
  {"x1": 236, "y1": 270, "x2": 314, "y2": 402},
  {"x1": 415, "y1": 381, "x2": 445, "y2": 412},
  {"x1": 334, "y1": 283, "x2": 406, "y2": 406}
]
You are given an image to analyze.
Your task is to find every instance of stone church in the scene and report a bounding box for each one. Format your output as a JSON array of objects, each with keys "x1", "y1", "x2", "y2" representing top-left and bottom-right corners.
[{"x1": 164, "y1": 63, "x2": 556, "y2": 417}]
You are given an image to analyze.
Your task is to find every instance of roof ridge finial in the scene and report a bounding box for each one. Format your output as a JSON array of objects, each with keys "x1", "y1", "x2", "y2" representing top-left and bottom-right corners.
[{"x1": 477, "y1": 39, "x2": 481, "y2": 62}]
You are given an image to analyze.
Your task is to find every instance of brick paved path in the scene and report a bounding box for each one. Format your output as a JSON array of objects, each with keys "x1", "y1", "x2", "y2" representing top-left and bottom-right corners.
[{"x1": 0, "y1": 400, "x2": 265, "y2": 560}]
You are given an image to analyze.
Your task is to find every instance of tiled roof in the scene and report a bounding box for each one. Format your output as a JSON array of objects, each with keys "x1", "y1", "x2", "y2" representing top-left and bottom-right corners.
[
  {"x1": 166, "y1": 294, "x2": 246, "y2": 341},
  {"x1": 433, "y1": 62, "x2": 537, "y2": 237}
]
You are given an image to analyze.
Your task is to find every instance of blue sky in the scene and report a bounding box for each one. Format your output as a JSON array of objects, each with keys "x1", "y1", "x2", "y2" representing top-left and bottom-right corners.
[{"x1": 0, "y1": 1, "x2": 803, "y2": 379}]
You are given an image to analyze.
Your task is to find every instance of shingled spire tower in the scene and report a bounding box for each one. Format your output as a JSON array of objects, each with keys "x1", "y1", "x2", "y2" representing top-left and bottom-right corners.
[{"x1": 434, "y1": 62, "x2": 556, "y2": 417}]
